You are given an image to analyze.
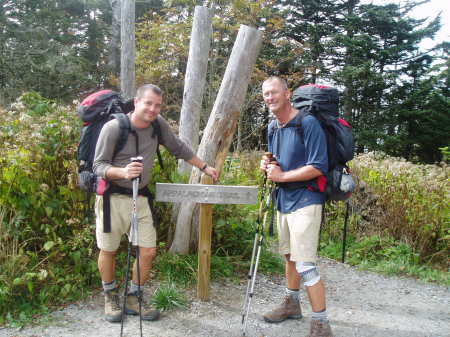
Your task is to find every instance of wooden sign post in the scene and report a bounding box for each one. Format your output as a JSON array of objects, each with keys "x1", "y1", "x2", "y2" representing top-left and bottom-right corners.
[
  {"x1": 198, "y1": 175, "x2": 214, "y2": 300},
  {"x1": 156, "y1": 177, "x2": 258, "y2": 300}
]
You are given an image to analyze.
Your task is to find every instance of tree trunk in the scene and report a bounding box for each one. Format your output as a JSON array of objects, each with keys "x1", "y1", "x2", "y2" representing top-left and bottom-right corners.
[
  {"x1": 171, "y1": 6, "x2": 213, "y2": 235},
  {"x1": 120, "y1": 0, "x2": 135, "y2": 100},
  {"x1": 108, "y1": 0, "x2": 121, "y2": 78},
  {"x1": 178, "y1": 6, "x2": 214, "y2": 174},
  {"x1": 169, "y1": 25, "x2": 263, "y2": 254}
]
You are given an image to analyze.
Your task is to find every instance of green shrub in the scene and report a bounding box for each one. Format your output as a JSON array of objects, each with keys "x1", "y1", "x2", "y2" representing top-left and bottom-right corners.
[
  {"x1": 0, "y1": 93, "x2": 97, "y2": 325},
  {"x1": 350, "y1": 152, "x2": 449, "y2": 264},
  {"x1": 320, "y1": 152, "x2": 449, "y2": 284}
]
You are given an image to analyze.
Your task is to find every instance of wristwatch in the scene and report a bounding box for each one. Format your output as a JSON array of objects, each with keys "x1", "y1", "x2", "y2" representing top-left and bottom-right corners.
[{"x1": 200, "y1": 163, "x2": 208, "y2": 171}]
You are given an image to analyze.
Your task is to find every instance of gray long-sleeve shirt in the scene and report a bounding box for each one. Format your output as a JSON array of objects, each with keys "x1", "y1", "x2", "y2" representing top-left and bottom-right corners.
[{"x1": 93, "y1": 114, "x2": 195, "y2": 189}]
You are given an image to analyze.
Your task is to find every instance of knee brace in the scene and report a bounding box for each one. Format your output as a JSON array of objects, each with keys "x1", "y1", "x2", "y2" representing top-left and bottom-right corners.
[{"x1": 296, "y1": 262, "x2": 320, "y2": 287}]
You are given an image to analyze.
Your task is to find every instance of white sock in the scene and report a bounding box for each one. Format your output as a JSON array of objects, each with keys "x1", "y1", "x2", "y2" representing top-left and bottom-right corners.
[
  {"x1": 102, "y1": 280, "x2": 116, "y2": 292},
  {"x1": 286, "y1": 288, "x2": 300, "y2": 301},
  {"x1": 312, "y1": 309, "x2": 328, "y2": 322},
  {"x1": 129, "y1": 281, "x2": 142, "y2": 295}
]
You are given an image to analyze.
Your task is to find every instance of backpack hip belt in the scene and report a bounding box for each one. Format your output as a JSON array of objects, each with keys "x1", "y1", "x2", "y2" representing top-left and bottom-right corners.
[
  {"x1": 277, "y1": 175, "x2": 327, "y2": 193},
  {"x1": 102, "y1": 184, "x2": 154, "y2": 233}
]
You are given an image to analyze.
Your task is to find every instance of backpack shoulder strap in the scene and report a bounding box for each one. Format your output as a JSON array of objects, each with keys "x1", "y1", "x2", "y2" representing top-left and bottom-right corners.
[
  {"x1": 279, "y1": 109, "x2": 307, "y2": 140},
  {"x1": 111, "y1": 113, "x2": 132, "y2": 158},
  {"x1": 267, "y1": 119, "x2": 277, "y2": 139},
  {"x1": 151, "y1": 117, "x2": 164, "y2": 169},
  {"x1": 151, "y1": 118, "x2": 162, "y2": 142}
]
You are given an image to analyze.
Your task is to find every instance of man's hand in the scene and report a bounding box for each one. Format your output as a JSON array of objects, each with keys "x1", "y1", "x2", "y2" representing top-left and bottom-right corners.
[
  {"x1": 261, "y1": 152, "x2": 280, "y2": 178},
  {"x1": 203, "y1": 166, "x2": 219, "y2": 182},
  {"x1": 260, "y1": 156, "x2": 269, "y2": 173},
  {"x1": 123, "y1": 161, "x2": 143, "y2": 180},
  {"x1": 260, "y1": 152, "x2": 276, "y2": 173},
  {"x1": 266, "y1": 163, "x2": 284, "y2": 182}
]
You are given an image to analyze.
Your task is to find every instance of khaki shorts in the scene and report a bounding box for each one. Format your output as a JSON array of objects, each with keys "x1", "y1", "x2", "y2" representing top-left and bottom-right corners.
[
  {"x1": 277, "y1": 204, "x2": 323, "y2": 262},
  {"x1": 95, "y1": 194, "x2": 157, "y2": 251}
]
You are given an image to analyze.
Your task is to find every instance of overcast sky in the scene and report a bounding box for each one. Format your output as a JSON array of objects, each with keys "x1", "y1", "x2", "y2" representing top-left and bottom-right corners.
[{"x1": 362, "y1": 0, "x2": 450, "y2": 49}]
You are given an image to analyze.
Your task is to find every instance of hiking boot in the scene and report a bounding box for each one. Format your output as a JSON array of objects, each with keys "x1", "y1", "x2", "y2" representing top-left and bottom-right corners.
[
  {"x1": 307, "y1": 319, "x2": 334, "y2": 337},
  {"x1": 104, "y1": 288, "x2": 122, "y2": 323},
  {"x1": 125, "y1": 292, "x2": 160, "y2": 321},
  {"x1": 263, "y1": 295, "x2": 302, "y2": 323}
]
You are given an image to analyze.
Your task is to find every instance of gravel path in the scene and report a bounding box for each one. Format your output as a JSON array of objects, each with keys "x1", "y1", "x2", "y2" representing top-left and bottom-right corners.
[{"x1": 1, "y1": 258, "x2": 449, "y2": 337}]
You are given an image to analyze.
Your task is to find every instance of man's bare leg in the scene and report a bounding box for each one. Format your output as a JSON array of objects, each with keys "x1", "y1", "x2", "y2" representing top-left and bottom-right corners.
[
  {"x1": 98, "y1": 249, "x2": 117, "y2": 283},
  {"x1": 132, "y1": 247, "x2": 157, "y2": 285},
  {"x1": 126, "y1": 246, "x2": 160, "y2": 321},
  {"x1": 305, "y1": 279, "x2": 326, "y2": 312}
]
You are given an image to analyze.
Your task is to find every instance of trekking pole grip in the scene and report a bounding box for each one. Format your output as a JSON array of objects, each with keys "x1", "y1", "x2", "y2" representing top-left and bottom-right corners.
[
  {"x1": 131, "y1": 156, "x2": 143, "y2": 182},
  {"x1": 264, "y1": 152, "x2": 278, "y2": 166}
]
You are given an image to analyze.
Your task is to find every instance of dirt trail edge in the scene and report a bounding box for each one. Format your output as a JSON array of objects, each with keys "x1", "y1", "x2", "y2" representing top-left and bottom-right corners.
[{"x1": 1, "y1": 257, "x2": 449, "y2": 337}]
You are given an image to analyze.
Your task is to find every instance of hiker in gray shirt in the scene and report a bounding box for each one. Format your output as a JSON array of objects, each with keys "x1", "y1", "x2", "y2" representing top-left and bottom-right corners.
[{"x1": 93, "y1": 84, "x2": 218, "y2": 323}]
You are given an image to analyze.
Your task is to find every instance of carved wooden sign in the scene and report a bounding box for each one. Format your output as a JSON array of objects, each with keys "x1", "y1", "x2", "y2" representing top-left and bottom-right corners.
[{"x1": 156, "y1": 183, "x2": 258, "y2": 205}]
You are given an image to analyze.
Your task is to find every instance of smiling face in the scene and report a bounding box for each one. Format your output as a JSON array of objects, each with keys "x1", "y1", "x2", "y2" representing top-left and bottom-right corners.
[
  {"x1": 132, "y1": 89, "x2": 163, "y2": 127},
  {"x1": 262, "y1": 78, "x2": 292, "y2": 117}
]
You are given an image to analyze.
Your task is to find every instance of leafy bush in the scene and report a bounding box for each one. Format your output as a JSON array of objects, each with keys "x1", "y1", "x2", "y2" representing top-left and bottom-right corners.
[
  {"x1": 321, "y1": 152, "x2": 449, "y2": 284},
  {"x1": 0, "y1": 93, "x2": 97, "y2": 325},
  {"x1": 351, "y1": 152, "x2": 449, "y2": 264}
]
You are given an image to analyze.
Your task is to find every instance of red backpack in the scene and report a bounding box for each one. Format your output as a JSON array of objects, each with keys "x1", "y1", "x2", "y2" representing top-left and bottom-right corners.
[{"x1": 76, "y1": 90, "x2": 163, "y2": 193}]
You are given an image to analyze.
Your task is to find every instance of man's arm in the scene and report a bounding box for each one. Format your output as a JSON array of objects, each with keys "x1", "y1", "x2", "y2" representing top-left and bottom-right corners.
[
  {"x1": 105, "y1": 162, "x2": 143, "y2": 181},
  {"x1": 266, "y1": 164, "x2": 323, "y2": 183},
  {"x1": 156, "y1": 117, "x2": 219, "y2": 182}
]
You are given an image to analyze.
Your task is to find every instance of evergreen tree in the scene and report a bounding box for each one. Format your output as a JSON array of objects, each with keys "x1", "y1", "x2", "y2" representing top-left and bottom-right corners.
[
  {"x1": 277, "y1": 0, "x2": 342, "y2": 84},
  {"x1": 331, "y1": 1, "x2": 441, "y2": 152},
  {"x1": 0, "y1": 0, "x2": 109, "y2": 104},
  {"x1": 384, "y1": 43, "x2": 450, "y2": 163}
]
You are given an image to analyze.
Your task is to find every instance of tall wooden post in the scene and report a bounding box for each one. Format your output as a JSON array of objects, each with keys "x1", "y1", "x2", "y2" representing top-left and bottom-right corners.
[
  {"x1": 172, "y1": 6, "x2": 214, "y2": 232},
  {"x1": 197, "y1": 174, "x2": 213, "y2": 300},
  {"x1": 120, "y1": 0, "x2": 135, "y2": 100},
  {"x1": 178, "y1": 6, "x2": 214, "y2": 174}
]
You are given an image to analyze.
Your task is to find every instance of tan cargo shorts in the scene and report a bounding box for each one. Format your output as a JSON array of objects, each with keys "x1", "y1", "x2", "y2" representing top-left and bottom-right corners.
[
  {"x1": 277, "y1": 204, "x2": 323, "y2": 262},
  {"x1": 95, "y1": 194, "x2": 157, "y2": 251}
]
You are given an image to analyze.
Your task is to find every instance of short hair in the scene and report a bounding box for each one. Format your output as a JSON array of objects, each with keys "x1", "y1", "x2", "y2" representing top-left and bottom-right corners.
[
  {"x1": 136, "y1": 84, "x2": 163, "y2": 98},
  {"x1": 262, "y1": 76, "x2": 288, "y2": 90}
]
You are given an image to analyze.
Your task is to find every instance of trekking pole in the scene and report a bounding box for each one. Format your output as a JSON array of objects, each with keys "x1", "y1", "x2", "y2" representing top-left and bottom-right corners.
[
  {"x1": 240, "y1": 153, "x2": 271, "y2": 316},
  {"x1": 241, "y1": 178, "x2": 266, "y2": 324},
  {"x1": 121, "y1": 156, "x2": 144, "y2": 337},
  {"x1": 241, "y1": 152, "x2": 275, "y2": 336},
  {"x1": 241, "y1": 181, "x2": 274, "y2": 336}
]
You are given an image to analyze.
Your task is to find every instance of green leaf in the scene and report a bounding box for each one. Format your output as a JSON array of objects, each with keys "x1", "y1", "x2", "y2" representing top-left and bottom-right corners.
[
  {"x1": 44, "y1": 241, "x2": 55, "y2": 251},
  {"x1": 13, "y1": 278, "x2": 23, "y2": 286},
  {"x1": 27, "y1": 281, "x2": 33, "y2": 293},
  {"x1": 45, "y1": 207, "x2": 53, "y2": 217}
]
